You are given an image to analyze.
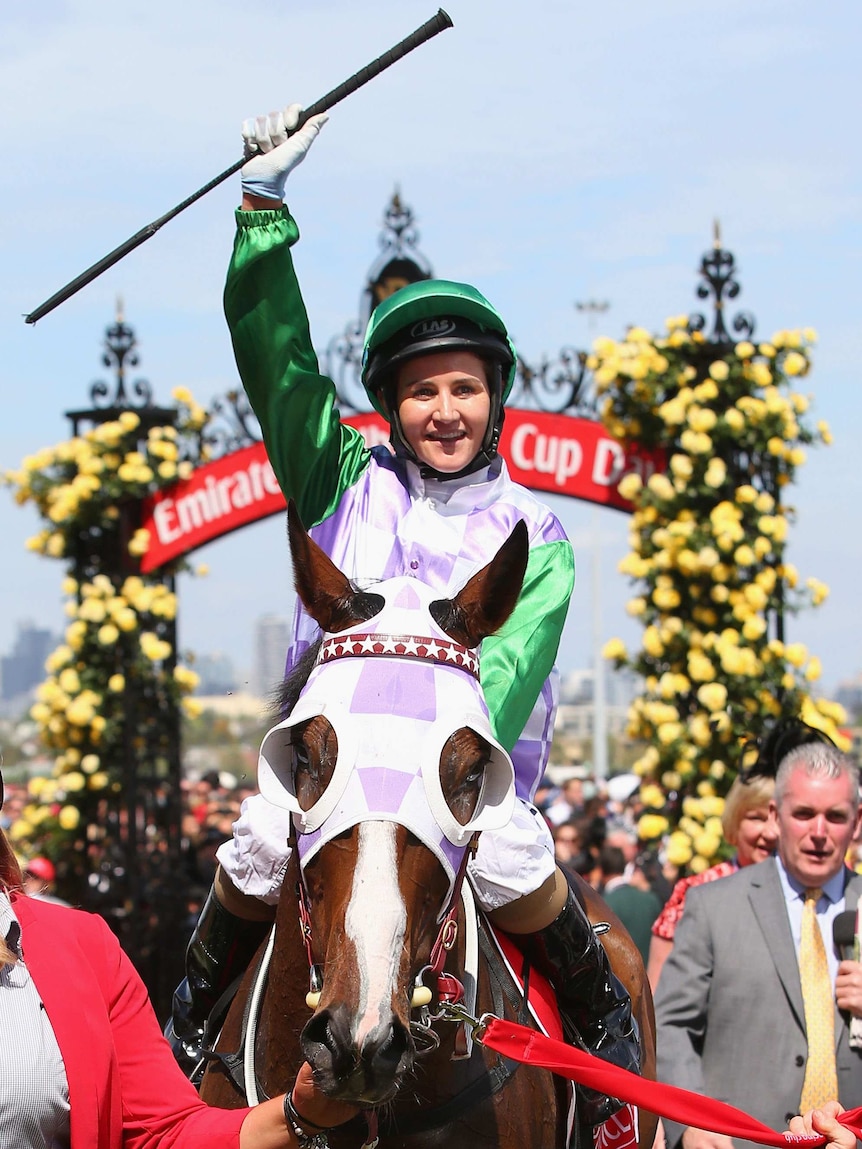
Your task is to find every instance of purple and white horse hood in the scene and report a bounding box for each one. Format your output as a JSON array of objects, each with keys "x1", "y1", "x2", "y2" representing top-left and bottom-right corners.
[{"x1": 257, "y1": 574, "x2": 516, "y2": 904}]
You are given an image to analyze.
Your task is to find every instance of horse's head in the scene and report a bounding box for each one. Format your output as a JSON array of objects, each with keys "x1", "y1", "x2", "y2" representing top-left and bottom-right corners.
[{"x1": 256, "y1": 503, "x2": 528, "y2": 1105}]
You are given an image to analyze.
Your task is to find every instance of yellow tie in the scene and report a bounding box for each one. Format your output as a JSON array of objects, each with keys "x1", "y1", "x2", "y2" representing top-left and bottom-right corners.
[{"x1": 798, "y1": 888, "x2": 838, "y2": 1112}]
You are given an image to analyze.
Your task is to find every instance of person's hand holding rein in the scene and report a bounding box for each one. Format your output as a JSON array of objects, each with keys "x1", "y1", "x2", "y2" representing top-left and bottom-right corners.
[
  {"x1": 238, "y1": 1062, "x2": 358, "y2": 1148},
  {"x1": 787, "y1": 1102, "x2": 857, "y2": 1149},
  {"x1": 241, "y1": 103, "x2": 327, "y2": 210}
]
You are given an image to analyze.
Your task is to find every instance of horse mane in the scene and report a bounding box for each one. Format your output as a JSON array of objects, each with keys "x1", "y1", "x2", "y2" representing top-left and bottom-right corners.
[{"x1": 271, "y1": 638, "x2": 323, "y2": 720}]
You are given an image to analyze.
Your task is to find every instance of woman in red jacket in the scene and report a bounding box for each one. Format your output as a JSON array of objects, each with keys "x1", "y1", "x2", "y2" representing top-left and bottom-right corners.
[{"x1": 0, "y1": 774, "x2": 355, "y2": 1149}]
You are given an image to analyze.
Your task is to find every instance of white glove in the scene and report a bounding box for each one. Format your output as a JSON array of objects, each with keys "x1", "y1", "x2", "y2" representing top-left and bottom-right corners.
[{"x1": 240, "y1": 103, "x2": 328, "y2": 202}]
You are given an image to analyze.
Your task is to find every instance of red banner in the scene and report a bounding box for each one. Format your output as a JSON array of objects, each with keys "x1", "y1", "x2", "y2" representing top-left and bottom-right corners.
[{"x1": 139, "y1": 411, "x2": 662, "y2": 573}]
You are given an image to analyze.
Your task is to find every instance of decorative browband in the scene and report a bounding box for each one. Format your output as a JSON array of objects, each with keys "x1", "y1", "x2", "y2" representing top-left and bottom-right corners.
[{"x1": 318, "y1": 633, "x2": 480, "y2": 679}]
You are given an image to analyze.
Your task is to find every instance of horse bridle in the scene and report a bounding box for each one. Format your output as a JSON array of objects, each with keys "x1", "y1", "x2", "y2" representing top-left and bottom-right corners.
[{"x1": 290, "y1": 815, "x2": 480, "y2": 1029}]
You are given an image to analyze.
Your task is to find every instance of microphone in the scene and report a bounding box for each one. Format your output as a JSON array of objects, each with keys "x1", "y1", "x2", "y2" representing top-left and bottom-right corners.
[{"x1": 833, "y1": 909, "x2": 858, "y2": 960}]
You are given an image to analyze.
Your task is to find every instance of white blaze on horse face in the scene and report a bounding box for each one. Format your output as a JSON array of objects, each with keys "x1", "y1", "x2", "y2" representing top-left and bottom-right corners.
[{"x1": 345, "y1": 821, "x2": 407, "y2": 1046}]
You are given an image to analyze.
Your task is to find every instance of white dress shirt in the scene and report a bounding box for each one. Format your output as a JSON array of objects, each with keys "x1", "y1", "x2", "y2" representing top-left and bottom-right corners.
[{"x1": 0, "y1": 890, "x2": 70, "y2": 1147}]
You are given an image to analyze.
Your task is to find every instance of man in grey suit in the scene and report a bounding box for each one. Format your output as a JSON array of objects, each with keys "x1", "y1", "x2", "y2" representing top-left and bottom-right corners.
[{"x1": 655, "y1": 742, "x2": 862, "y2": 1149}]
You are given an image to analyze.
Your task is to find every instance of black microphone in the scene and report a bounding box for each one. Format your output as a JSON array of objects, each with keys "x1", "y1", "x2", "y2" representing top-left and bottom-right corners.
[{"x1": 833, "y1": 909, "x2": 857, "y2": 960}]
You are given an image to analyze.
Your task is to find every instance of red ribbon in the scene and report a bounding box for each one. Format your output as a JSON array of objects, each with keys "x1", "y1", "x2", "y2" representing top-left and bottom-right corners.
[{"x1": 480, "y1": 1018, "x2": 862, "y2": 1147}]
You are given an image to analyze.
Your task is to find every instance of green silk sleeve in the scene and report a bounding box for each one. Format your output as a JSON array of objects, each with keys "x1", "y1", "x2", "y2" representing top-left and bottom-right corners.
[
  {"x1": 480, "y1": 538, "x2": 575, "y2": 751},
  {"x1": 223, "y1": 206, "x2": 369, "y2": 527}
]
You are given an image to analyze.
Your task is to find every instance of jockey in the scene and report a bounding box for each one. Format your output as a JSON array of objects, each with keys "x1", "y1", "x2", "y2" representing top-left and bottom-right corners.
[{"x1": 167, "y1": 104, "x2": 640, "y2": 1121}]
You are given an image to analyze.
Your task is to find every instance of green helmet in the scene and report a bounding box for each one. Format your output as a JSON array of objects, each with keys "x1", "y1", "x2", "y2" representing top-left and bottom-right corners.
[
  {"x1": 362, "y1": 280, "x2": 516, "y2": 409},
  {"x1": 360, "y1": 280, "x2": 517, "y2": 476}
]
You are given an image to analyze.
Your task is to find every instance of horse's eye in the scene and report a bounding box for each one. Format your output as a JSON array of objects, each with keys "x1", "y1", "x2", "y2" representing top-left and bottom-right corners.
[
  {"x1": 441, "y1": 731, "x2": 492, "y2": 826},
  {"x1": 463, "y1": 762, "x2": 486, "y2": 787},
  {"x1": 290, "y1": 717, "x2": 337, "y2": 812}
]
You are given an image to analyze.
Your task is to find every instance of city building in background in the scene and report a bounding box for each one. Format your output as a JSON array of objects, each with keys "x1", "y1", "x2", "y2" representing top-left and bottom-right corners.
[
  {"x1": 0, "y1": 621, "x2": 59, "y2": 704},
  {"x1": 835, "y1": 673, "x2": 862, "y2": 722},
  {"x1": 193, "y1": 651, "x2": 239, "y2": 696},
  {"x1": 251, "y1": 613, "x2": 290, "y2": 701}
]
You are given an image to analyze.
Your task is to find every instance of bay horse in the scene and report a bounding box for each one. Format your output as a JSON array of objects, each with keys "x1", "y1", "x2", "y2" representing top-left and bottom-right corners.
[{"x1": 201, "y1": 504, "x2": 656, "y2": 1149}]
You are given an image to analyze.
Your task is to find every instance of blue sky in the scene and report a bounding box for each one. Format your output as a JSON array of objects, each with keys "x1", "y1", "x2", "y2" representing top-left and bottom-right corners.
[{"x1": 1, "y1": 0, "x2": 860, "y2": 696}]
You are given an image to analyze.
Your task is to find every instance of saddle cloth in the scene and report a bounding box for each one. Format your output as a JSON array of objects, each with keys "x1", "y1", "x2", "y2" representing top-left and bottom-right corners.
[{"x1": 490, "y1": 926, "x2": 640, "y2": 1149}]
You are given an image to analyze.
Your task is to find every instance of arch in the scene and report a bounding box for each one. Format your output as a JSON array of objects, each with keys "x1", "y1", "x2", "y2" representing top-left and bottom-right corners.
[{"x1": 139, "y1": 411, "x2": 662, "y2": 574}]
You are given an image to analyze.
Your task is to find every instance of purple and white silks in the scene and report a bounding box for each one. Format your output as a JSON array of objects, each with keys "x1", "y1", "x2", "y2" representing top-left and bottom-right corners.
[
  {"x1": 296, "y1": 450, "x2": 565, "y2": 804},
  {"x1": 217, "y1": 451, "x2": 561, "y2": 909},
  {"x1": 257, "y1": 576, "x2": 516, "y2": 911}
]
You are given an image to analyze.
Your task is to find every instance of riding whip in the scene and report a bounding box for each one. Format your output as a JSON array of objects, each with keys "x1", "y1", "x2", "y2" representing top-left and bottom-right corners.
[{"x1": 24, "y1": 8, "x2": 453, "y2": 325}]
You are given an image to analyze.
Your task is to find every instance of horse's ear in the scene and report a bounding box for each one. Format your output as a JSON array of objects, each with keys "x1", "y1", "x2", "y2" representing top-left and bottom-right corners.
[
  {"x1": 287, "y1": 501, "x2": 382, "y2": 633},
  {"x1": 430, "y1": 520, "x2": 529, "y2": 648}
]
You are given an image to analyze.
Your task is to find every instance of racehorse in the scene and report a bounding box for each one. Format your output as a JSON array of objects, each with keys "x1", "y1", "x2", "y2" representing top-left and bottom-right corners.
[{"x1": 200, "y1": 503, "x2": 656, "y2": 1149}]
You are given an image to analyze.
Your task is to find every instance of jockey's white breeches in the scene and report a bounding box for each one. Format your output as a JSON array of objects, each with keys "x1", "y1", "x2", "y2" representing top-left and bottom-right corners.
[{"x1": 216, "y1": 793, "x2": 556, "y2": 912}]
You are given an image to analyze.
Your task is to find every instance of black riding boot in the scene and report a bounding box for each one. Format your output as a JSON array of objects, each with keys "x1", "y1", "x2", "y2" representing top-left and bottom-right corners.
[
  {"x1": 165, "y1": 885, "x2": 271, "y2": 1074},
  {"x1": 525, "y1": 886, "x2": 641, "y2": 1127}
]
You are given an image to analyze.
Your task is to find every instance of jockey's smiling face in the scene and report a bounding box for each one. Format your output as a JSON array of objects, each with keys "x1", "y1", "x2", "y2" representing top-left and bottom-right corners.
[{"x1": 395, "y1": 351, "x2": 491, "y2": 474}]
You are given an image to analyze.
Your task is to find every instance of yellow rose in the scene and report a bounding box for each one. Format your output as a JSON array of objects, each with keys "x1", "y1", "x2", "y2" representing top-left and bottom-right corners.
[
  {"x1": 58, "y1": 668, "x2": 81, "y2": 694},
  {"x1": 742, "y1": 616, "x2": 767, "y2": 641},
  {"x1": 785, "y1": 642, "x2": 808, "y2": 668},
  {"x1": 665, "y1": 832, "x2": 694, "y2": 867},
  {"x1": 66, "y1": 698, "x2": 96, "y2": 726},
  {"x1": 670, "y1": 454, "x2": 694, "y2": 480},
  {"x1": 688, "y1": 652, "x2": 716, "y2": 682},
  {"x1": 602, "y1": 637, "x2": 628, "y2": 662},
  {"x1": 704, "y1": 459, "x2": 727, "y2": 488},
  {"x1": 694, "y1": 831, "x2": 722, "y2": 860},
  {"x1": 708, "y1": 360, "x2": 730, "y2": 381},
  {"x1": 618, "y1": 473, "x2": 643, "y2": 501},
  {"x1": 657, "y1": 721, "x2": 685, "y2": 745},
  {"x1": 652, "y1": 586, "x2": 681, "y2": 610},
  {"x1": 688, "y1": 714, "x2": 712, "y2": 747},
  {"x1": 687, "y1": 407, "x2": 717, "y2": 433},
  {"x1": 783, "y1": 351, "x2": 807, "y2": 377},
  {"x1": 697, "y1": 682, "x2": 728, "y2": 712},
  {"x1": 58, "y1": 806, "x2": 81, "y2": 831},
  {"x1": 638, "y1": 813, "x2": 670, "y2": 841},
  {"x1": 643, "y1": 626, "x2": 664, "y2": 657},
  {"x1": 640, "y1": 784, "x2": 665, "y2": 809},
  {"x1": 647, "y1": 473, "x2": 675, "y2": 500},
  {"x1": 805, "y1": 578, "x2": 828, "y2": 606},
  {"x1": 182, "y1": 697, "x2": 204, "y2": 720},
  {"x1": 128, "y1": 528, "x2": 151, "y2": 557},
  {"x1": 680, "y1": 430, "x2": 713, "y2": 455}
]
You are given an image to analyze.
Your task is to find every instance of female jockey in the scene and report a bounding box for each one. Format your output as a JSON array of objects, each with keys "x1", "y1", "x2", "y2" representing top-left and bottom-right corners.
[{"x1": 168, "y1": 104, "x2": 639, "y2": 1122}]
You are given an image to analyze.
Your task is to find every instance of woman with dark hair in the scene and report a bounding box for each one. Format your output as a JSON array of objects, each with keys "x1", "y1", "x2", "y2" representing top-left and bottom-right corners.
[{"x1": 0, "y1": 774, "x2": 356, "y2": 1148}]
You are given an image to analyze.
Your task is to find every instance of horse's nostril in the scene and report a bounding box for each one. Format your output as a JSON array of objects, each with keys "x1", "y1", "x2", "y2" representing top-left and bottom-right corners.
[
  {"x1": 362, "y1": 1018, "x2": 412, "y2": 1077},
  {"x1": 302, "y1": 1009, "x2": 352, "y2": 1075}
]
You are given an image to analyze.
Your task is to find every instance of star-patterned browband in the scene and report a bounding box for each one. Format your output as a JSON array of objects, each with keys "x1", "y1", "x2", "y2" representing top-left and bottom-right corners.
[{"x1": 318, "y1": 633, "x2": 481, "y2": 679}]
